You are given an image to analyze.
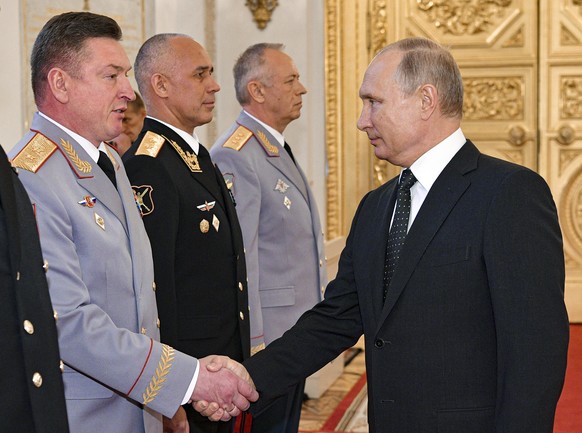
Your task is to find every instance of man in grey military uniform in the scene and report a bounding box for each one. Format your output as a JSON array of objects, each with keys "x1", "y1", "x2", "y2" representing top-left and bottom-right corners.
[
  {"x1": 210, "y1": 43, "x2": 327, "y2": 433},
  {"x1": 9, "y1": 12, "x2": 256, "y2": 433}
]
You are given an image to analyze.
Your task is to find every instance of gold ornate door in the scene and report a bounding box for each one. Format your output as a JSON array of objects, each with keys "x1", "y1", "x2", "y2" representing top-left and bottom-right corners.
[{"x1": 324, "y1": 0, "x2": 582, "y2": 320}]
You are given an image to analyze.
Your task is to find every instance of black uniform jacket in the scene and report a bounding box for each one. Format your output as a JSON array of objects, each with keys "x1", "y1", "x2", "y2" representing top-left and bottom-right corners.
[
  {"x1": 123, "y1": 118, "x2": 250, "y2": 362},
  {"x1": 0, "y1": 145, "x2": 70, "y2": 433}
]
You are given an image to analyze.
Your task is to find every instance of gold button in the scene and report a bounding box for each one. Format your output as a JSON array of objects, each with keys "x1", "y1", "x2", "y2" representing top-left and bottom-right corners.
[
  {"x1": 156, "y1": 318, "x2": 161, "y2": 328},
  {"x1": 238, "y1": 282, "x2": 243, "y2": 291},
  {"x1": 321, "y1": 286, "x2": 325, "y2": 295},
  {"x1": 60, "y1": 360, "x2": 64, "y2": 373},
  {"x1": 43, "y1": 260, "x2": 49, "y2": 273},
  {"x1": 53, "y1": 310, "x2": 59, "y2": 322},
  {"x1": 152, "y1": 281, "x2": 156, "y2": 291},
  {"x1": 243, "y1": 248, "x2": 246, "y2": 254},
  {"x1": 32, "y1": 372, "x2": 43, "y2": 388},
  {"x1": 319, "y1": 259, "x2": 323, "y2": 267},
  {"x1": 23, "y1": 320, "x2": 34, "y2": 335},
  {"x1": 239, "y1": 311, "x2": 245, "y2": 320},
  {"x1": 141, "y1": 327, "x2": 147, "y2": 335},
  {"x1": 16, "y1": 271, "x2": 20, "y2": 281}
]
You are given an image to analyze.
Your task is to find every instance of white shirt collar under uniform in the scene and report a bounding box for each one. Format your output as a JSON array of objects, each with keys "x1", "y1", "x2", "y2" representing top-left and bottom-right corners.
[
  {"x1": 147, "y1": 116, "x2": 201, "y2": 155},
  {"x1": 244, "y1": 110, "x2": 285, "y2": 148},
  {"x1": 398, "y1": 128, "x2": 466, "y2": 231},
  {"x1": 39, "y1": 111, "x2": 111, "y2": 162}
]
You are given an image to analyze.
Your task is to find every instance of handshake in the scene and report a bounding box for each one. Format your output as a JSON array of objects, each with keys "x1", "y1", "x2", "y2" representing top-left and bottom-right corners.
[{"x1": 190, "y1": 355, "x2": 257, "y2": 421}]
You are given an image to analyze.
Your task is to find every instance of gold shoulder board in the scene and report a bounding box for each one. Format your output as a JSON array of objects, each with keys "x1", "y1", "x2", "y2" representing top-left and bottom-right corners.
[
  {"x1": 11, "y1": 133, "x2": 57, "y2": 173},
  {"x1": 136, "y1": 131, "x2": 165, "y2": 157},
  {"x1": 223, "y1": 125, "x2": 253, "y2": 151}
]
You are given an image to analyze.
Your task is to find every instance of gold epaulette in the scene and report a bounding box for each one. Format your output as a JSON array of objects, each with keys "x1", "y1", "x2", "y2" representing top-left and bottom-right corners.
[
  {"x1": 11, "y1": 133, "x2": 57, "y2": 173},
  {"x1": 136, "y1": 131, "x2": 165, "y2": 158},
  {"x1": 222, "y1": 125, "x2": 253, "y2": 151}
]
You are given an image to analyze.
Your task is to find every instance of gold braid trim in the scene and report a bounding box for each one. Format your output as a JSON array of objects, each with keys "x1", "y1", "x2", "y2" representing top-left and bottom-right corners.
[
  {"x1": 142, "y1": 344, "x2": 175, "y2": 406},
  {"x1": 256, "y1": 130, "x2": 279, "y2": 156},
  {"x1": 61, "y1": 139, "x2": 92, "y2": 173}
]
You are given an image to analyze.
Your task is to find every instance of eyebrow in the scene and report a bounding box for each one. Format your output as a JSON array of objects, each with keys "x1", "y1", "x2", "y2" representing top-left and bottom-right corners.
[{"x1": 195, "y1": 66, "x2": 213, "y2": 73}]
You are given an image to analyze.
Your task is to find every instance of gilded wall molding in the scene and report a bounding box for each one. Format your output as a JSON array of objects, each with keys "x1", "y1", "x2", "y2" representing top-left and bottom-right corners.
[
  {"x1": 204, "y1": 0, "x2": 218, "y2": 144},
  {"x1": 560, "y1": 149, "x2": 582, "y2": 175},
  {"x1": 561, "y1": 77, "x2": 582, "y2": 119},
  {"x1": 245, "y1": 0, "x2": 278, "y2": 30},
  {"x1": 463, "y1": 77, "x2": 524, "y2": 120},
  {"x1": 416, "y1": 0, "x2": 513, "y2": 35},
  {"x1": 325, "y1": 0, "x2": 340, "y2": 240},
  {"x1": 560, "y1": 164, "x2": 582, "y2": 265}
]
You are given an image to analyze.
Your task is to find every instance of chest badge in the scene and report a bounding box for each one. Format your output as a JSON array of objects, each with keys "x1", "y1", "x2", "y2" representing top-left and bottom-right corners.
[
  {"x1": 283, "y1": 196, "x2": 292, "y2": 210},
  {"x1": 94, "y1": 212, "x2": 105, "y2": 230},
  {"x1": 274, "y1": 179, "x2": 289, "y2": 194},
  {"x1": 197, "y1": 201, "x2": 216, "y2": 212},
  {"x1": 200, "y1": 219, "x2": 210, "y2": 233},
  {"x1": 78, "y1": 196, "x2": 97, "y2": 207},
  {"x1": 212, "y1": 214, "x2": 220, "y2": 232},
  {"x1": 132, "y1": 185, "x2": 154, "y2": 217}
]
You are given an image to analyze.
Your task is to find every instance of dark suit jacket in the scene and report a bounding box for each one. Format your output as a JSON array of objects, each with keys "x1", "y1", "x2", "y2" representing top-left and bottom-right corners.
[
  {"x1": 0, "y1": 146, "x2": 69, "y2": 433},
  {"x1": 123, "y1": 118, "x2": 250, "y2": 362},
  {"x1": 245, "y1": 141, "x2": 569, "y2": 433}
]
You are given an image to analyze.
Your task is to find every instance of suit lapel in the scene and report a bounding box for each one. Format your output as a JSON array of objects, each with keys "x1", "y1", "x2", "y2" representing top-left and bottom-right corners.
[
  {"x1": 377, "y1": 142, "x2": 479, "y2": 329},
  {"x1": 0, "y1": 147, "x2": 21, "y2": 274}
]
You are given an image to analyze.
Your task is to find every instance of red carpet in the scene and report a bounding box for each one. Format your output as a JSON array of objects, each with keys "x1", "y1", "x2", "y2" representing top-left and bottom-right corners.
[{"x1": 554, "y1": 324, "x2": 582, "y2": 433}]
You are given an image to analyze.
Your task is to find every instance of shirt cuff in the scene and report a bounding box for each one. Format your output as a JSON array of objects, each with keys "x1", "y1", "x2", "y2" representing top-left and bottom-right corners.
[{"x1": 181, "y1": 360, "x2": 199, "y2": 405}]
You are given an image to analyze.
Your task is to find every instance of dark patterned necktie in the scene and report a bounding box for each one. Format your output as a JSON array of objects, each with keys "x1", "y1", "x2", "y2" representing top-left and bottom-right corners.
[
  {"x1": 97, "y1": 151, "x2": 117, "y2": 189},
  {"x1": 383, "y1": 169, "x2": 417, "y2": 302}
]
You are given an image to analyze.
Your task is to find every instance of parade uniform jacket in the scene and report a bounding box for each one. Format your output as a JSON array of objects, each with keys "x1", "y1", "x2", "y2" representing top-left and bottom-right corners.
[
  {"x1": 244, "y1": 141, "x2": 569, "y2": 433},
  {"x1": 211, "y1": 111, "x2": 326, "y2": 354},
  {"x1": 123, "y1": 118, "x2": 250, "y2": 363},
  {"x1": 9, "y1": 113, "x2": 197, "y2": 433},
  {"x1": 0, "y1": 145, "x2": 69, "y2": 433}
]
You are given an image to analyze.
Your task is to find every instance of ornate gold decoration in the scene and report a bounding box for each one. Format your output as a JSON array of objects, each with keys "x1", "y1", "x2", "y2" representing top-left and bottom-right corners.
[
  {"x1": 143, "y1": 344, "x2": 175, "y2": 406},
  {"x1": 559, "y1": 149, "x2": 582, "y2": 175},
  {"x1": 416, "y1": 0, "x2": 513, "y2": 36},
  {"x1": 502, "y1": 27, "x2": 524, "y2": 48},
  {"x1": 373, "y1": 160, "x2": 390, "y2": 188},
  {"x1": 325, "y1": 0, "x2": 340, "y2": 239},
  {"x1": 561, "y1": 77, "x2": 582, "y2": 119},
  {"x1": 463, "y1": 77, "x2": 524, "y2": 120},
  {"x1": 61, "y1": 139, "x2": 92, "y2": 173},
  {"x1": 574, "y1": 0, "x2": 582, "y2": 14},
  {"x1": 223, "y1": 126, "x2": 253, "y2": 151},
  {"x1": 11, "y1": 133, "x2": 57, "y2": 173},
  {"x1": 251, "y1": 342, "x2": 266, "y2": 356},
  {"x1": 165, "y1": 136, "x2": 202, "y2": 173},
  {"x1": 508, "y1": 125, "x2": 526, "y2": 146},
  {"x1": 561, "y1": 25, "x2": 580, "y2": 46},
  {"x1": 558, "y1": 125, "x2": 576, "y2": 145},
  {"x1": 256, "y1": 130, "x2": 279, "y2": 155},
  {"x1": 497, "y1": 149, "x2": 524, "y2": 166},
  {"x1": 136, "y1": 131, "x2": 165, "y2": 158},
  {"x1": 369, "y1": 1, "x2": 387, "y2": 54},
  {"x1": 245, "y1": 0, "x2": 279, "y2": 30},
  {"x1": 560, "y1": 166, "x2": 582, "y2": 263}
]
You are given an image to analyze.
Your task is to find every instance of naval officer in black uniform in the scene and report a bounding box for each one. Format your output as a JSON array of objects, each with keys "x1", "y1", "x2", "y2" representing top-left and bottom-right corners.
[
  {"x1": 123, "y1": 33, "x2": 250, "y2": 433},
  {"x1": 0, "y1": 144, "x2": 69, "y2": 433}
]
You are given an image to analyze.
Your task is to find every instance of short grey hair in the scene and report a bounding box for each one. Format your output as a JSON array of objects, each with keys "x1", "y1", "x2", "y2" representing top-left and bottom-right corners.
[
  {"x1": 233, "y1": 43, "x2": 284, "y2": 105},
  {"x1": 378, "y1": 37, "x2": 464, "y2": 118}
]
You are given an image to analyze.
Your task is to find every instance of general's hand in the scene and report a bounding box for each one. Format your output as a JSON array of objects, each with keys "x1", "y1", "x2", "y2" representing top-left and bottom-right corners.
[
  {"x1": 163, "y1": 406, "x2": 189, "y2": 433},
  {"x1": 190, "y1": 355, "x2": 258, "y2": 421}
]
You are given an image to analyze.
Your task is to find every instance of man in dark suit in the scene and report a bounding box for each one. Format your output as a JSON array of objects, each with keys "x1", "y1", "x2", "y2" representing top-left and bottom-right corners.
[
  {"x1": 123, "y1": 33, "x2": 250, "y2": 433},
  {"x1": 0, "y1": 145, "x2": 69, "y2": 433},
  {"x1": 199, "y1": 37, "x2": 570, "y2": 432}
]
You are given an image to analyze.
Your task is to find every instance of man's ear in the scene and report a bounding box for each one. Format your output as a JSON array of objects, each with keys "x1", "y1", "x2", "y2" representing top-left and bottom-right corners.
[
  {"x1": 419, "y1": 84, "x2": 438, "y2": 120},
  {"x1": 151, "y1": 73, "x2": 168, "y2": 98},
  {"x1": 46, "y1": 68, "x2": 70, "y2": 104},
  {"x1": 247, "y1": 81, "x2": 265, "y2": 103}
]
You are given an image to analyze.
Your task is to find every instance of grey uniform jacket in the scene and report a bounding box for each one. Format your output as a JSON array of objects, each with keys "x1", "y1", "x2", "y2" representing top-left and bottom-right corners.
[
  {"x1": 211, "y1": 110, "x2": 327, "y2": 354},
  {"x1": 9, "y1": 113, "x2": 197, "y2": 433}
]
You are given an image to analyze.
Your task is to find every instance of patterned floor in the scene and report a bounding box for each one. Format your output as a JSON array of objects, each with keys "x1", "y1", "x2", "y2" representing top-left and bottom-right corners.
[{"x1": 299, "y1": 347, "x2": 367, "y2": 433}]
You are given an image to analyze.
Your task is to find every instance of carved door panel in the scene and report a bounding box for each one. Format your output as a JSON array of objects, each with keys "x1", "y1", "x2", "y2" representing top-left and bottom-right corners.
[{"x1": 540, "y1": 0, "x2": 582, "y2": 321}]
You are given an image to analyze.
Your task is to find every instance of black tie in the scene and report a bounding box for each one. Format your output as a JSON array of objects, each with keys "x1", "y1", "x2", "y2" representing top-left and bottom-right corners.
[
  {"x1": 383, "y1": 169, "x2": 417, "y2": 302},
  {"x1": 97, "y1": 151, "x2": 117, "y2": 189},
  {"x1": 284, "y1": 141, "x2": 296, "y2": 165}
]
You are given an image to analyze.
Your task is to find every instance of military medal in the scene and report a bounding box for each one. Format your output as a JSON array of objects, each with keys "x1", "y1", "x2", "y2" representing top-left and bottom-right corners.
[
  {"x1": 197, "y1": 201, "x2": 216, "y2": 212},
  {"x1": 78, "y1": 196, "x2": 97, "y2": 207},
  {"x1": 212, "y1": 214, "x2": 220, "y2": 232},
  {"x1": 283, "y1": 196, "x2": 291, "y2": 210},
  {"x1": 200, "y1": 219, "x2": 210, "y2": 233},
  {"x1": 274, "y1": 179, "x2": 289, "y2": 193},
  {"x1": 94, "y1": 212, "x2": 105, "y2": 230}
]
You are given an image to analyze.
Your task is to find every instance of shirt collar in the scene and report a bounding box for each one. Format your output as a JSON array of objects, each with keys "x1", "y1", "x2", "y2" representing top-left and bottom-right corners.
[
  {"x1": 244, "y1": 110, "x2": 285, "y2": 147},
  {"x1": 147, "y1": 116, "x2": 200, "y2": 154},
  {"x1": 408, "y1": 128, "x2": 466, "y2": 193},
  {"x1": 39, "y1": 111, "x2": 106, "y2": 163}
]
